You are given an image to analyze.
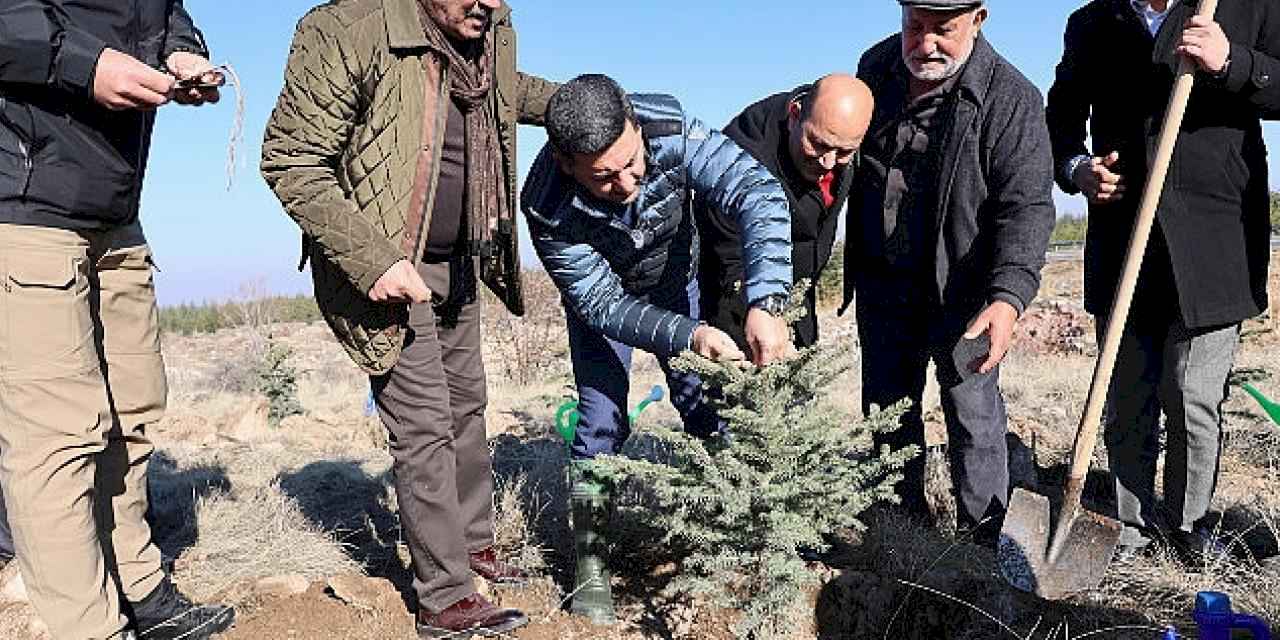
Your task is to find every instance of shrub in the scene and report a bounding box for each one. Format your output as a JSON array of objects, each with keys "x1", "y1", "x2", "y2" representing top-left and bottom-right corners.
[
  {"x1": 591, "y1": 284, "x2": 918, "y2": 639},
  {"x1": 816, "y1": 241, "x2": 845, "y2": 310},
  {"x1": 1051, "y1": 213, "x2": 1088, "y2": 244},
  {"x1": 256, "y1": 338, "x2": 304, "y2": 427},
  {"x1": 482, "y1": 270, "x2": 568, "y2": 387}
]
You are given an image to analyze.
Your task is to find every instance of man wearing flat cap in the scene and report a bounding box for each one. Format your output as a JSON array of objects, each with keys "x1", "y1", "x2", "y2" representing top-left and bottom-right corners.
[{"x1": 846, "y1": 0, "x2": 1055, "y2": 544}]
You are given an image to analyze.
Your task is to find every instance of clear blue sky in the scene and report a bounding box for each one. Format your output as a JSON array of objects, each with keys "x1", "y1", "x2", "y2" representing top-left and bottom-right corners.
[{"x1": 143, "y1": 1, "x2": 1280, "y2": 305}]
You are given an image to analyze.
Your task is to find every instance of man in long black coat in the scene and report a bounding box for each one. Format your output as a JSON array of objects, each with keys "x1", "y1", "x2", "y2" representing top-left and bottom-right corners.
[{"x1": 1047, "y1": 0, "x2": 1279, "y2": 563}]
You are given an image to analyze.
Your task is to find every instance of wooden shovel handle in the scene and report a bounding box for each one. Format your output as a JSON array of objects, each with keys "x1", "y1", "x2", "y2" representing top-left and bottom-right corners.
[{"x1": 1067, "y1": 0, "x2": 1221, "y2": 483}]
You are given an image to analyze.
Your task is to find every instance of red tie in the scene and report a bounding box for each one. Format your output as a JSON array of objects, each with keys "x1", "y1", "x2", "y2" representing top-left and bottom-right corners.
[{"x1": 817, "y1": 171, "x2": 835, "y2": 208}]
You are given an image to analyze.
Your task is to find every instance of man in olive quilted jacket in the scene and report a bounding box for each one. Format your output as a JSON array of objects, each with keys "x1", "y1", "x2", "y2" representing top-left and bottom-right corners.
[{"x1": 262, "y1": 0, "x2": 555, "y2": 637}]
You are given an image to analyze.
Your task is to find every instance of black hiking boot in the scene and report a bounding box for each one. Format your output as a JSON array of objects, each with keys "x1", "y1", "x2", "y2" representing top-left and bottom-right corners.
[{"x1": 131, "y1": 578, "x2": 235, "y2": 639}]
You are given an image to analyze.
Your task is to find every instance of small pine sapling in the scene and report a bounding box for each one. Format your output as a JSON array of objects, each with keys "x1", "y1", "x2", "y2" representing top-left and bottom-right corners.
[{"x1": 592, "y1": 283, "x2": 919, "y2": 639}]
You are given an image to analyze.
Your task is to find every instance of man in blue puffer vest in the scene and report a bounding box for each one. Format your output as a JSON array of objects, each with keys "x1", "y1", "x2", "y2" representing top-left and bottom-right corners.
[
  {"x1": 521, "y1": 74, "x2": 795, "y2": 621},
  {"x1": 524, "y1": 73, "x2": 795, "y2": 458}
]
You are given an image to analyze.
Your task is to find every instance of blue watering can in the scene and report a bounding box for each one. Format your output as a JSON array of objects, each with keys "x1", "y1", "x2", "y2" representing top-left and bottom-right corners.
[{"x1": 1160, "y1": 591, "x2": 1271, "y2": 639}]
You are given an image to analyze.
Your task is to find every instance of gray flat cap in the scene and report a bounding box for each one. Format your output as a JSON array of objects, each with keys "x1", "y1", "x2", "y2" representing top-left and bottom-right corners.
[{"x1": 898, "y1": 0, "x2": 985, "y2": 10}]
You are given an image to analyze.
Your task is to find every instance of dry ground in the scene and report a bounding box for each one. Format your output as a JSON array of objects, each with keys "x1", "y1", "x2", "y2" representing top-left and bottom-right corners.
[{"x1": 0, "y1": 258, "x2": 1278, "y2": 639}]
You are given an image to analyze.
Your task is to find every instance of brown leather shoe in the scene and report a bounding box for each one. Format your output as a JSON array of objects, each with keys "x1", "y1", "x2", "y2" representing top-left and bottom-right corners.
[
  {"x1": 416, "y1": 594, "x2": 528, "y2": 639},
  {"x1": 469, "y1": 547, "x2": 528, "y2": 584}
]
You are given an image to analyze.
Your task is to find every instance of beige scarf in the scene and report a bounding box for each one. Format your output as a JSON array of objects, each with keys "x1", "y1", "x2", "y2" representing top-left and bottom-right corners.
[{"x1": 419, "y1": 6, "x2": 505, "y2": 260}]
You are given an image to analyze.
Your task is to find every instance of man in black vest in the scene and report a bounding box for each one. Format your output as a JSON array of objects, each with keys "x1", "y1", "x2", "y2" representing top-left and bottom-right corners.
[
  {"x1": 699, "y1": 74, "x2": 874, "y2": 349},
  {"x1": 1047, "y1": 0, "x2": 1279, "y2": 564}
]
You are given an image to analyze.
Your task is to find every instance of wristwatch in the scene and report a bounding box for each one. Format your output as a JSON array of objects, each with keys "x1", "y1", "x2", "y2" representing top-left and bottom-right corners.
[{"x1": 752, "y1": 294, "x2": 788, "y2": 318}]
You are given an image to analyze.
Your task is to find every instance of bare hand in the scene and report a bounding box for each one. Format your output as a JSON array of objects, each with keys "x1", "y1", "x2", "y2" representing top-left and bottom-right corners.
[
  {"x1": 1072, "y1": 151, "x2": 1126, "y2": 205},
  {"x1": 744, "y1": 308, "x2": 797, "y2": 367},
  {"x1": 692, "y1": 325, "x2": 746, "y2": 362},
  {"x1": 1178, "y1": 15, "x2": 1230, "y2": 75},
  {"x1": 93, "y1": 48, "x2": 173, "y2": 111},
  {"x1": 962, "y1": 300, "x2": 1019, "y2": 375},
  {"x1": 369, "y1": 260, "x2": 431, "y2": 304},
  {"x1": 165, "y1": 52, "x2": 223, "y2": 106}
]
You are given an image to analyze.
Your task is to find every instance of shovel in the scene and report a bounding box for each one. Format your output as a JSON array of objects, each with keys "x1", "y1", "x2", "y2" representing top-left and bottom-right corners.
[{"x1": 997, "y1": 0, "x2": 1220, "y2": 600}]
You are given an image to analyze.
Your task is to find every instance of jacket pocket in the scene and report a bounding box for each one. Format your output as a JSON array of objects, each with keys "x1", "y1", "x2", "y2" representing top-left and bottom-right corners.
[
  {"x1": 29, "y1": 109, "x2": 139, "y2": 225},
  {"x1": 5, "y1": 251, "x2": 95, "y2": 375},
  {"x1": 1176, "y1": 128, "x2": 1247, "y2": 210}
]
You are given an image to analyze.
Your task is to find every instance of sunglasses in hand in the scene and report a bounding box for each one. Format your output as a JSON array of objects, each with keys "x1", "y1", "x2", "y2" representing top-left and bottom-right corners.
[{"x1": 173, "y1": 65, "x2": 230, "y2": 90}]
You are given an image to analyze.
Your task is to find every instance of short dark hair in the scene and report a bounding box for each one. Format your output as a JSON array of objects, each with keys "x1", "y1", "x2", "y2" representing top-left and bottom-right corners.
[{"x1": 545, "y1": 74, "x2": 635, "y2": 156}]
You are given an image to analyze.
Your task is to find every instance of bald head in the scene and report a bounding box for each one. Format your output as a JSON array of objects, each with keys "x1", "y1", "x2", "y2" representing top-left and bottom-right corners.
[{"x1": 788, "y1": 73, "x2": 875, "y2": 182}]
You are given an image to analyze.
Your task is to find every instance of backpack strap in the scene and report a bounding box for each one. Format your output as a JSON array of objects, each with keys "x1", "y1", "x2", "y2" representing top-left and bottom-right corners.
[{"x1": 641, "y1": 119, "x2": 683, "y2": 139}]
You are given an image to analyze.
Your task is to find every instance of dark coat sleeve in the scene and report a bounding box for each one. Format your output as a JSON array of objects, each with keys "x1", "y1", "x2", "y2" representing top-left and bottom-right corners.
[
  {"x1": 0, "y1": 1, "x2": 105, "y2": 97},
  {"x1": 984, "y1": 81, "x2": 1057, "y2": 314},
  {"x1": 1045, "y1": 10, "x2": 1091, "y2": 194},
  {"x1": 163, "y1": 2, "x2": 210, "y2": 61},
  {"x1": 1219, "y1": 2, "x2": 1280, "y2": 117}
]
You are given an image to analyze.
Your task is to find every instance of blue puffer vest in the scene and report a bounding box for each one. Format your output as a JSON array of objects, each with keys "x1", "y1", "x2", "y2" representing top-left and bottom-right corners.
[
  {"x1": 525, "y1": 94, "x2": 695, "y2": 294},
  {"x1": 523, "y1": 93, "x2": 793, "y2": 356}
]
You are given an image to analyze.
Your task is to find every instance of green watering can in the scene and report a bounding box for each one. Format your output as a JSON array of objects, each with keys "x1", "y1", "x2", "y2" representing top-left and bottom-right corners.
[
  {"x1": 555, "y1": 385, "x2": 665, "y2": 446},
  {"x1": 1242, "y1": 384, "x2": 1280, "y2": 427}
]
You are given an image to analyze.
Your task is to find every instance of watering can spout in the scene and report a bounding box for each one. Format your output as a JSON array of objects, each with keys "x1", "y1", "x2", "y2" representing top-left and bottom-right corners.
[
  {"x1": 556, "y1": 386, "x2": 667, "y2": 447},
  {"x1": 1241, "y1": 384, "x2": 1280, "y2": 427},
  {"x1": 629, "y1": 385, "x2": 664, "y2": 424}
]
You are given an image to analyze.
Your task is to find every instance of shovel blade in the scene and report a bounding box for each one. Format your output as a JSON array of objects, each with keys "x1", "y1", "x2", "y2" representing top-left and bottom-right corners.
[{"x1": 997, "y1": 487, "x2": 1123, "y2": 600}]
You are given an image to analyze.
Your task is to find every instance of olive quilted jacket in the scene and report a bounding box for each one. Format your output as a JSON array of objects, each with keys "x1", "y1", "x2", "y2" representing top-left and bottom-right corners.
[{"x1": 261, "y1": 0, "x2": 554, "y2": 374}]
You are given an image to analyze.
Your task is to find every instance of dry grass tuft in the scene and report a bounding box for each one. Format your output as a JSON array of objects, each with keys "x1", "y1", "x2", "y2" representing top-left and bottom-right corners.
[
  {"x1": 482, "y1": 271, "x2": 570, "y2": 387},
  {"x1": 492, "y1": 473, "x2": 550, "y2": 576},
  {"x1": 171, "y1": 484, "x2": 361, "y2": 601}
]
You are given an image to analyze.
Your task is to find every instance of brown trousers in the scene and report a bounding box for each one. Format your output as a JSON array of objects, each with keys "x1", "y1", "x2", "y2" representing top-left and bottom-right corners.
[
  {"x1": 371, "y1": 260, "x2": 493, "y2": 614},
  {"x1": 0, "y1": 222, "x2": 166, "y2": 639}
]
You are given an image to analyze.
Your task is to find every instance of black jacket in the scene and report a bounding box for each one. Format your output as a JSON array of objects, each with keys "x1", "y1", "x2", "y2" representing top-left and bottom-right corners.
[
  {"x1": 0, "y1": 1, "x2": 208, "y2": 230},
  {"x1": 1047, "y1": 0, "x2": 1278, "y2": 329},
  {"x1": 696, "y1": 86, "x2": 853, "y2": 349},
  {"x1": 847, "y1": 35, "x2": 1056, "y2": 317}
]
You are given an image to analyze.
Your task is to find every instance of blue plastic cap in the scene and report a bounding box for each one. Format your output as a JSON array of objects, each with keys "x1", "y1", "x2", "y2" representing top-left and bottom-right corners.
[{"x1": 1195, "y1": 591, "x2": 1232, "y2": 615}]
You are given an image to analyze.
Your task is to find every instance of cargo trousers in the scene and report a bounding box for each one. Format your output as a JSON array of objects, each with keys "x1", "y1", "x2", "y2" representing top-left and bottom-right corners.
[{"x1": 0, "y1": 222, "x2": 167, "y2": 639}]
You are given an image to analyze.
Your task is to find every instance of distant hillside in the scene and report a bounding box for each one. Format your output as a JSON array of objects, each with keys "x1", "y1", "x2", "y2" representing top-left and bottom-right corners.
[{"x1": 161, "y1": 294, "x2": 321, "y2": 335}]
